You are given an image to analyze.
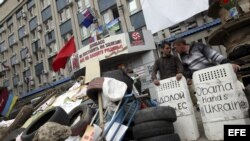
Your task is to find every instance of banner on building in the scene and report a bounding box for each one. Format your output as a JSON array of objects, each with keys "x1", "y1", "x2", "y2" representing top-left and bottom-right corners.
[
  {"x1": 97, "y1": 18, "x2": 120, "y2": 35},
  {"x1": 78, "y1": 34, "x2": 128, "y2": 68},
  {"x1": 140, "y1": 0, "x2": 209, "y2": 33},
  {"x1": 129, "y1": 30, "x2": 145, "y2": 46}
]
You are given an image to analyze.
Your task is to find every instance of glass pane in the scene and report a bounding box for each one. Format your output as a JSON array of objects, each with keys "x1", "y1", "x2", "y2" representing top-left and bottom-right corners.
[{"x1": 129, "y1": 0, "x2": 137, "y2": 13}]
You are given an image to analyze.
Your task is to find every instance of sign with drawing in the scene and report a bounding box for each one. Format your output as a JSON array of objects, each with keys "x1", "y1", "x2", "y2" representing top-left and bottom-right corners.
[{"x1": 129, "y1": 30, "x2": 145, "y2": 46}]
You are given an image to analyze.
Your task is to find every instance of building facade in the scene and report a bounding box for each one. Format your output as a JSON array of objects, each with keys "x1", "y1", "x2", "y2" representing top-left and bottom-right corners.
[
  {"x1": 0, "y1": 0, "x2": 147, "y2": 96},
  {"x1": 0, "y1": 0, "x2": 227, "y2": 98}
]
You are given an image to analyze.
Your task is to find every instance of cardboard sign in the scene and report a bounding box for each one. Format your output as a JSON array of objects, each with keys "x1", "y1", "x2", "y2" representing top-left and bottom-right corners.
[
  {"x1": 156, "y1": 77, "x2": 192, "y2": 116},
  {"x1": 85, "y1": 58, "x2": 100, "y2": 83}
]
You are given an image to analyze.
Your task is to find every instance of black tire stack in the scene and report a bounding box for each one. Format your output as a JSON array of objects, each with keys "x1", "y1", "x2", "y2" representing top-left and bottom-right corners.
[{"x1": 133, "y1": 106, "x2": 181, "y2": 141}]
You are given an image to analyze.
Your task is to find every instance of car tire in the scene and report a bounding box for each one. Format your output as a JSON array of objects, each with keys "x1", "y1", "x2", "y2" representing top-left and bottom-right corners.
[
  {"x1": 68, "y1": 104, "x2": 93, "y2": 136},
  {"x1": 21, "y1": 106, "x2": 69, "y2": 141},
  {"x1": 133, "y1": 121, "x2": 174, "y2": 139},
  {"x1": 134, "y1": 106, "x2": 177, "y2": 124},
  {"x1": 140, "y1": 134, "x2": 181, "y2": 141}
]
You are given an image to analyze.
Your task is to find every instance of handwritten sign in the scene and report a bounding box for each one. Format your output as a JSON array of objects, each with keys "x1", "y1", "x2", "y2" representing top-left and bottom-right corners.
[
  {"x1": 195, "y1": 81, "x2": 249, "y2": 122},
  {"x1": 156, "y1": 77, "x2": 192, "y2": 116}
]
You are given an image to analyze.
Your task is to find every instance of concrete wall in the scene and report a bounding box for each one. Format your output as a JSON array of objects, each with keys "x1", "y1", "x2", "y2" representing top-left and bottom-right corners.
[{"x1": 0, "y1": 0, "x2": 25, "y2": 22}]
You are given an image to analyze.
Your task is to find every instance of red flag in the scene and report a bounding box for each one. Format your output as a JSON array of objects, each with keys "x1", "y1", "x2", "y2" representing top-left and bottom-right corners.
[{"x1": 52, "y1": 36, "x2": 76, "y2": 72}]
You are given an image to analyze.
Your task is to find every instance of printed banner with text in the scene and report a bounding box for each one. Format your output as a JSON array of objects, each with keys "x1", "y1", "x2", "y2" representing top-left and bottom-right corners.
[{"x1": 78, "y1": 34, "x2": 128, "y2": 68}]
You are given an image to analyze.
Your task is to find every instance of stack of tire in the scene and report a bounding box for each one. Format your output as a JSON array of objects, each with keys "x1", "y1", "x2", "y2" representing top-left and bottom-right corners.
[
  {"x1": 18, "y1": 104, "x2": 93, "y2": 141},
  {"x1": 133, "y1": 106, "x2": 180, "y2": 141}
]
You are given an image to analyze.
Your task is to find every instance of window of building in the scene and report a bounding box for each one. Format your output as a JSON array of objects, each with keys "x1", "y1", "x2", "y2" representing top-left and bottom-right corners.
[
  {"x1": 8, "y1": 24, "x2": 13, "y2": 34},
  {"x1": 187, "y1": 21, "x2": 198, "y2": 30},
  {"x1": 41, "y1": 0, "x2": 50, "y2": 9},
  {"x1": 50, "y1": 19, "x2": 54, "y2": 29},
  {"x1": 17, "y1": 17, "x2": 24, "y2": 27},
  {"x1": 3, "y1": 80, "x2": 9, "y2": 87},
  {"x1": 31, "y1": 31, "x2": 37, "y2": 40},
  {"x1": 81, "y1": 26, "x2": 89, "y2": 39},
  {"x1": 29, "y1": 5, "x2": 37, "y2": 18},
  {"x1": 1, "y1": 33, "x2": 5, "y2": 41},
  {"x1": 20, "y1": 47, "x2": 28, "y2": 60},
  {"x1": 0, "y1": 33, "x2": 2, "y2": 41},
  {"x1": 13, "y1": 66, "x2": 16, "y2": 74},
  {"x1": 38, "y1": 76, "x2": 42, "y2": 84},
  {"x1": 65, "y1": 8, "x2": 71, "y2": 20},
  {"x1": 128, "y1": 0, "x2": 138, "y2": 14},
  {"x1": 169, "y1": 25, "x2": 181, "y2": 35},
  {"x1": 48, "y1": 42, "x2": 58, "y2": 54},
  {"x1": 20, "y1": 39, "x2": 24, "y2": 46},
  {"x1": 13, "y1": 75, "x2": 19, "y2": 87},
  {"x1": 85, "y1": 0, "x2": 90, "y2": 8},
  {"x1": 48, "y1": 32, "x2": 52, "y2": 39},
  {"x1": 59, "y1": 11, "x2": 65, "y2": 22},
  {"x1": 44, "y1": 20, "x2": 50, "y2": 30},
  {"x1": 59, "y1": 8, "x2": 70, "y2": 23},
  {"x1": 63, "y1": 35, "x2": 68, "y2": 43},
  {"x1": 111, "y1": 7, "x2": 119, "y2": 19},
  {"x1": 77, "y1": 0, "x2": 84, "y2": 12},
  {"x1": 48, "y1": 56, "x2": 55, "y2": 71},
  {"x1": 11, "y1": 55, "x2": 17, "y2": 66},
  {"x1": 18, "y1": 87, "x2": 23, "y2": 96},
  {"x1": 103, "y1": 11, "x2": 111, "y2": 24},
  {"x1": 44, "y1": 19, "x2": 54, "y2": 31}
]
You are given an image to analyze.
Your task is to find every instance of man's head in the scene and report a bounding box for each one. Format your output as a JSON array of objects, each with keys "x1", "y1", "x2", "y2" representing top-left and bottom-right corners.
[
  {"x1": 117, "y1": 64, "x2": 133, "y2": 73},
  {"x1": 173, "y1": 38, "x2": 189, "y2": 54},
  {"x1": 160, "y1": 41, "x2": 171, "y2": 56}
]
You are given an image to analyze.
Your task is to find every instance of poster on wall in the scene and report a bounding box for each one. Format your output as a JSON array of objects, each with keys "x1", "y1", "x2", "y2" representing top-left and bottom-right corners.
[
  {"x1": 78, "y1": 34, "x2": 128, "y2": 68},
  {"x1": 129, "y1": 30, "x2": 145, "y2": 46},
  {"x1": 133, "y1": 66, "x2": 146, "y2": 77}
]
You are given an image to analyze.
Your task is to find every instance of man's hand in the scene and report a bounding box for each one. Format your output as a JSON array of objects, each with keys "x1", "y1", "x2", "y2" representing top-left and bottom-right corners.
[
  {"x1": 176, "y1": 73, "x2": 183, "y2": 81},
  {"x1": 153, "y1": 79, "x2": 160, "y2": 86},
  {"x1": 187, "y1": 79, "x2": 192, "y2": 85},
  {"x1": 231, "y1": 64, "x2": 240, "y2": 72}
]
